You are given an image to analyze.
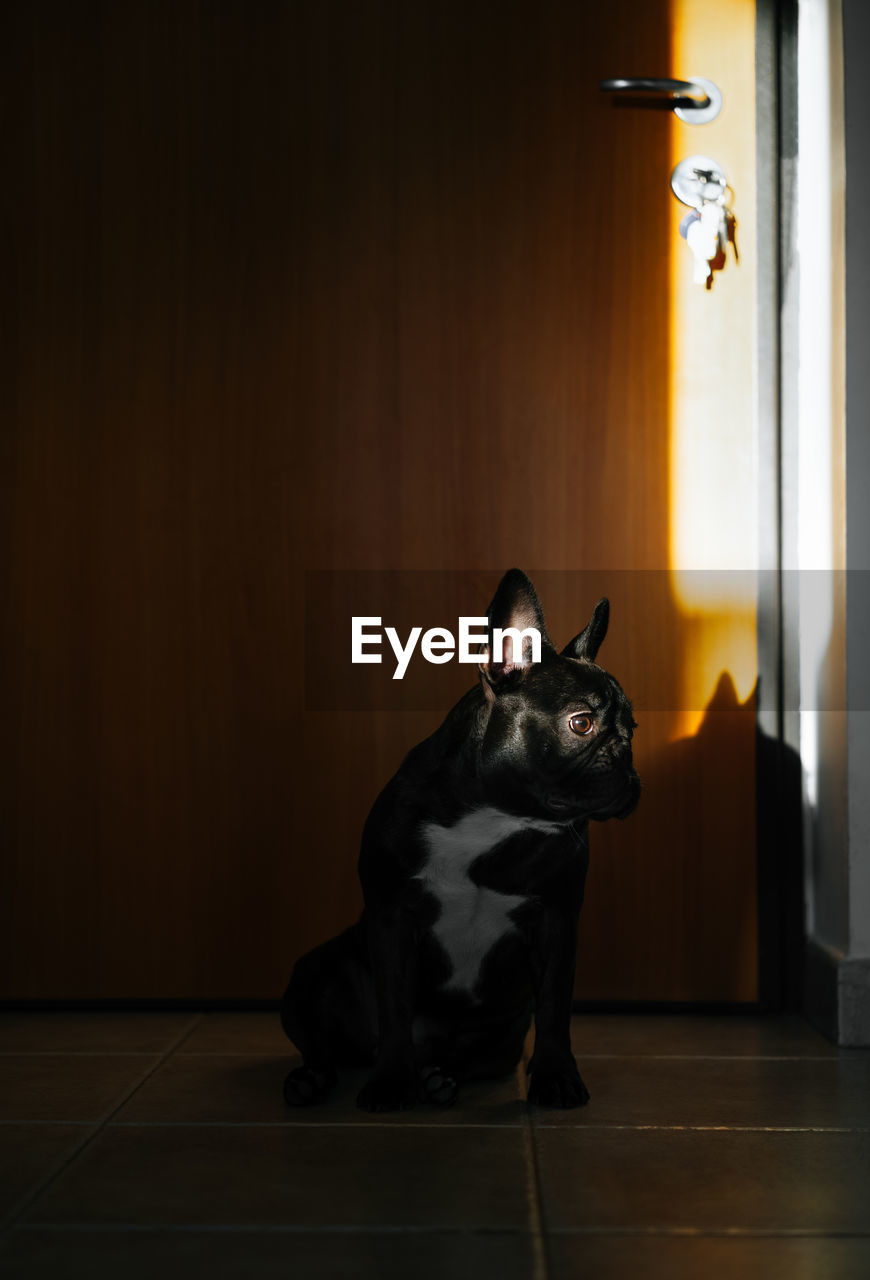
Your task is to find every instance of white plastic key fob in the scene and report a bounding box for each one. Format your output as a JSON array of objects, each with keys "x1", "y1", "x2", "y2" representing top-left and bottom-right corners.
[{"x1": 686, "y1": 204, "x2": 717, "y2": 283}]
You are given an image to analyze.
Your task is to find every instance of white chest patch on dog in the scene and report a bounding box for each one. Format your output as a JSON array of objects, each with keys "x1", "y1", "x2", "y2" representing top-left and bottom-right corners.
[{"x1": 415, "y1": 807, "x2": 562, "y2": 998}]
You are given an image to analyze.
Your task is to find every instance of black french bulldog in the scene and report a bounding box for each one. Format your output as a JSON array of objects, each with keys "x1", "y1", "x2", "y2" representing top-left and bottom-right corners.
[{"x1": 281, "y1": 569, "x2": 639, "y2": 1111}]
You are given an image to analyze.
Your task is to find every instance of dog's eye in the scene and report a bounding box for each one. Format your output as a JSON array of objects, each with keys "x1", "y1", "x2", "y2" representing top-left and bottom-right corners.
[{"x1": 569, "y1": 713, "x2": 595, "y2": 736}]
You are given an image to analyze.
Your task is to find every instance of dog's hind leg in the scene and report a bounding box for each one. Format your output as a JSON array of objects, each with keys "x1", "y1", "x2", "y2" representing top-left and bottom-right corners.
[{"x1": 281, "y1": 922, "x2": 376, "y2": 1106}]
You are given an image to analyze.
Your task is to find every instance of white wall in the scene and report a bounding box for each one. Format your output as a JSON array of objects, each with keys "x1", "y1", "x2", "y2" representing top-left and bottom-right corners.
[{"x1": 785, "y1": 0, "x2": 870, "y2": 1044}]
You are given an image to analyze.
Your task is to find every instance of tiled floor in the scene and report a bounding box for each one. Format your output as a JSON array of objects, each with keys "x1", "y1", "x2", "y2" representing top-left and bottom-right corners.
[{"x1": 0, "y1": 1012, "x2": 868, "y2": 1278}]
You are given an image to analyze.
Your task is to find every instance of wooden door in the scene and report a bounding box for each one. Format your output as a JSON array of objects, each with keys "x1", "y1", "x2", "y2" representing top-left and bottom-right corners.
[{"x1": 0, "y1": 0, "x2": 760, "y2": 1001}]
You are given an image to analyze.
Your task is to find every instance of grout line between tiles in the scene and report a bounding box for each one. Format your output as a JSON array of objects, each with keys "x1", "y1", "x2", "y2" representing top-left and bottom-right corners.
[
  {"x1": 522, "y1": 1113, "x2": 550, "y2": 1280},
  {"x1": 0, "y1": 1014, "x2": 204, "y2": 1233},
  {"x1": 0, "y1": 1051, "x2": 200, "y2": 1058},
  {"x1": 3, "y1": 1050, "x2": 852, "y2": 1061},
  {"x1": 17, "y1": 1050, "x2": 841, "y2": 1061},
  {"x1": 546, "y1": 1227, "x2": 870, "y2": 1238},
  {"x1": 532, "y1": 1123, "x2": 870, "y2": 1132},
  {"x1": 6, "y1": 1121, "x2": 870, "y2": 1131},
  {"x1": 86, "y1": 1054, "x2": 849, "y2": 1064},
  {"x1": 7, "y1": 1222, "x2": 534, "y2": 1236},
  {"x1": 106, "y1": 1119, "x2": 524, "y2": 1128},
  {"x1": 3, "y1": 1119, "x2": 868, "y2": 1132},
  {"x1": 0, "y1": 1121, "x2": 96, "y2": 1128},
  {"x1": 566, "y1": 1054, "x2": 849, "y2": 1062},
  {"x1": 9, "y1": 1222, "x2": 870, "y2": 1239}
]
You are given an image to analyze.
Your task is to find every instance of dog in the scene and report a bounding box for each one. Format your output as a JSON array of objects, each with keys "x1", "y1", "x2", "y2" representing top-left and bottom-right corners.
[{"x1": 281, "y1": 569, "x2": 639, "y2": 1110}]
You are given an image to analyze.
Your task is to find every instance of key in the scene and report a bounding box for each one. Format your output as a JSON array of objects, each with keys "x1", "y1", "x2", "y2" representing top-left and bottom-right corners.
[
  {"x1": 683, "y1": 198, "x2": 734, "y2": 286},
  {"x1": 725, "y1": 208, "x2": 739, "y2": 262},
  {"x1": 685, "y1": 201, "x2": 722, "y2": 284}
]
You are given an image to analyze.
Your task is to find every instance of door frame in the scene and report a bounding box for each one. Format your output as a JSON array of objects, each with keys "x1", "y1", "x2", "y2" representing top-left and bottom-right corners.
[{"x1": 753, "y1": 0, "x2": 804, "y2": 1014}]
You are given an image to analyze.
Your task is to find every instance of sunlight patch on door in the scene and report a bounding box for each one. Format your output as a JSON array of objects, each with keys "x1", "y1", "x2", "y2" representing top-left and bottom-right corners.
[{"x1": 668, "y1": 0, "x2": 758, "y2": 740}]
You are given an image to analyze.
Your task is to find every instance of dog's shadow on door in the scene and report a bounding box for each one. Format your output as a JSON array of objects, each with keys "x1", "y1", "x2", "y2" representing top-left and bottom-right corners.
[{"x1": 631, "y1": 670, "x2": 804, "y2": 1002}]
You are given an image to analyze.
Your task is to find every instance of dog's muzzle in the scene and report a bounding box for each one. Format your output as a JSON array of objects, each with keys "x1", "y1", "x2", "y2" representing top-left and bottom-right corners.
[
  {"x1": 596, "y1": 768, "x2": 641, "y2": 821},
  {"x1": 544, "y1": 765, "x2": 640, "y2": 822}
]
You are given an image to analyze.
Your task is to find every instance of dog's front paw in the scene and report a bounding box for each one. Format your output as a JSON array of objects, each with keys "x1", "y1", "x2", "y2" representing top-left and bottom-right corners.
[
  {"x1": 420, "y1": 1064, "x2": 458, "y2": 1107},
  {"x1": 283, "y1": 1065, "x2": 335, "y2": 1107},
  {"x1": 526, "y1": 1059, "x2": 590, "y2": 1109},
  {"x1": 356, "y1": 1069, "x2": 419, "y2": 1113}
]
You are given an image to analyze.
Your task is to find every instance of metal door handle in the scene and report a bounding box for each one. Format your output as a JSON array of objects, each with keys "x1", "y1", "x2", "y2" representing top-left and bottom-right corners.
[{"x1": 600, "y1": 76, "x2": 722, "y2": 124}]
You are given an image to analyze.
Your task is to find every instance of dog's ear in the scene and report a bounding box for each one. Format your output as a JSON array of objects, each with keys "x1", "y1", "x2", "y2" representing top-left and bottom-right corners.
[
  {"x1": 479, "y1": 569, "x2": 552, "y2": 695},
  {"x1": 562, "y1": 598, "x2": 609, "y2": 663}
]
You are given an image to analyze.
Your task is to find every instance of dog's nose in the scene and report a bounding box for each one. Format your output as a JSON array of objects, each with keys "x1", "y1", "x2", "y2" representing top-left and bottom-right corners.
[{"x1": 609, "y1": 775, "x2": 640, "y2": 821}]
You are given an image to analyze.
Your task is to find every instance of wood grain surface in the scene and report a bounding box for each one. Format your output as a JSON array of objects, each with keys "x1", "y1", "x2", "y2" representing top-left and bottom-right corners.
[{"x1": 0, "y1": 0, "x2": 758, "y2": 1000}]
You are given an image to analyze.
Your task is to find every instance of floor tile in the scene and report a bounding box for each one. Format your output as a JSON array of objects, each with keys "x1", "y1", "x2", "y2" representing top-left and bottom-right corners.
[
  {"x1": 548, "y1": 1235, "x2": 870, "y2": 1280},
  {"x1": 0, "y1": 1014, "x2": 196, "y2": 1055},
  {"x1": 114, "y1": 1053, "x2": 524, "y2": 1125},
  {"x1": 179, "y1": 1013, "x2": 288, "y2": 1055},
  {"x1": 532, "y1": 1055, "x2": 870, "y2": 1128},
  {"x1": 0, "y1": 1056, "x2": 160, "y2": 1123},
  {"x1": 0, "y1": 1228, "x2": 535, "y2": 1280},
  {"x1": 0, "y1": 1126, "x2": 95, "y2": 1218},
  {"x1": 535, "y1": 1128, "x2": 870, "y2": 1232},
  {"x1": 569, "y1": 1015, "x2": 837, "y2": 1058},
  {"x1": 24, "y1": 1124, "x2": 532, "y2": 1228}
]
